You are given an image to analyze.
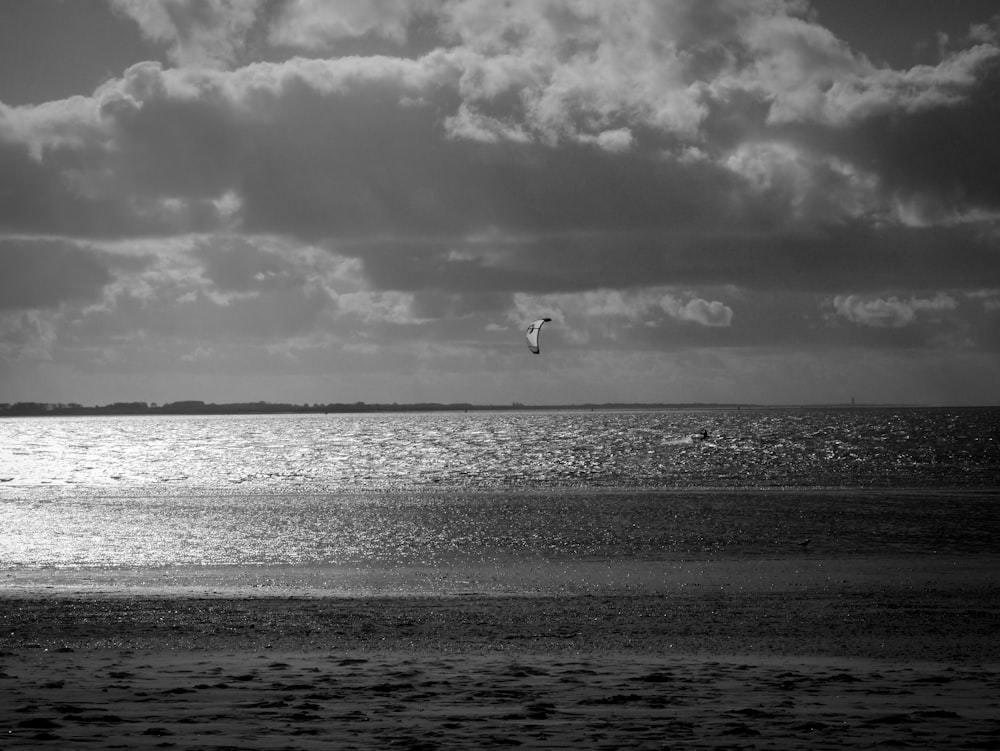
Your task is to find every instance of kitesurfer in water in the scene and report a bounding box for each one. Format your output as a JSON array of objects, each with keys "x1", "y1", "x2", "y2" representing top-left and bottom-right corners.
[{"x1": 694, "y1": 429, "x2": 709, "y2": 441}]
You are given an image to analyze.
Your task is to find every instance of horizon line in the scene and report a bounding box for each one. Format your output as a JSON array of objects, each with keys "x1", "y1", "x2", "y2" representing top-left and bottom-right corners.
[{"x1": 3, "y1": 399, "x2": 992, "y2": 416}]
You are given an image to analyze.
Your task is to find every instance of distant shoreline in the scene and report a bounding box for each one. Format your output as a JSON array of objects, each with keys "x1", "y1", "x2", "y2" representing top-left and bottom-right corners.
[{"x1": 0, "y1": 400, "x2": 951, "y2": 417}]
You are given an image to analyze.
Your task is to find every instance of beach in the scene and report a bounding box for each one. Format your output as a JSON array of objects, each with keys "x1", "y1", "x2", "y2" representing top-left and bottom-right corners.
[{"x1": 3, "y1": 556, "x2": 999, "y2": 750}]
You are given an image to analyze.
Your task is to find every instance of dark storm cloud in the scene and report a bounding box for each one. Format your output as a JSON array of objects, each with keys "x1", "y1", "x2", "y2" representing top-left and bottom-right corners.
[
  {"x1": 237, "y1": 74, "x2": 469, "y2": 238},
  {"x1": 0, "y1": 238, "x2": 113, "y2": 309},
  {"x1": 0, "y1": 61, "x2": 250, "y2": 238},
  {"x1": 0, "y1": 136, "x2": 232, "y2": 238},
  {"x1": 0, "y1": 140, "x2": 122, "y2": 237},
  {"x1": 868, "y1": 61, "x2": 1000, "y2": 213},
  {"x1": 354, "y1": 221, "x2": 1000, "y2": 296},
  {"x1": 811, "y1": 53, "x2": 1000, "y2": 218},
  {"x1": 3, "y1": 9, "x2": 997, "y2": 263},
  {"x1": 241, "y1": 111, "x2": 746, "y2": 243},
  {"x1": 97, "y1": 61, "x2": 245, "y2": 199}
]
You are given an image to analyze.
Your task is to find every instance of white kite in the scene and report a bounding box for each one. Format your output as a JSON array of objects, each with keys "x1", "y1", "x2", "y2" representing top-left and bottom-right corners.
[{"x1": 525, "y1": 318, "x2": 552, "y2": 354}]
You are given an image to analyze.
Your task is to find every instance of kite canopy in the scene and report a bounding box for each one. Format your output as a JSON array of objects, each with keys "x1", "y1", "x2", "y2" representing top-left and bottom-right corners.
[{"x1": 526, "y1": 318, "x2": 552, "y2": 354}]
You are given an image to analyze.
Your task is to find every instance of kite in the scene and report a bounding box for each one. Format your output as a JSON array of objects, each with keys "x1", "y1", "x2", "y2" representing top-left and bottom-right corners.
[{"x1": 525, "y1": 318, "x2": 552, "y2": 354}]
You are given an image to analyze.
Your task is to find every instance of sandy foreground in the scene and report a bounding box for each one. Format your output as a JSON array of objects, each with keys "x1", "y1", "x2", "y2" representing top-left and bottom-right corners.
[{"x1": 2, "y1": 557, "x2": 999, "y2": 750}]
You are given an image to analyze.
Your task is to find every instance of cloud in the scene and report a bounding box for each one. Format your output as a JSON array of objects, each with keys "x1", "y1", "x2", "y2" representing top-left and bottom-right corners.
[
  {"x1": 269, "y1": 0, "x2": 438, "y2": 50},
  {"x1": 109, "y1": 0, "x2": 266, "y2": 69},
  {"x1": 1, "y1": 11, "x2": 997, "y2": 301},
  {"x1": 969, "y1": 289, "x2": 1000, "y2": 313},
  {"x1": 661, "y1": 295, "x2": 734, "y2": 327},
  {"x1": 968, "y1": 15, "x2": 1000, "y2": 46},
  {"x1": 0, "y1": 235, "x2": 345, "y2": 374},
  {"x1": 0, "y1": 239, "x2": 114, "y2": 310},
  {"x1": 837, "y1": 56, "x2": 1000, "y2": 223},
  {"x1": 509, "y1": 287, "x2": 734, "y2": 348},
  {"x1": 345, "y1": 221, "x2": 1000, "y2": 302},
  {"x1": 832, "y1": 292, "x2": 958, "y2": 328},
  {"x1": 0, "y1": 311, "x2": 58, "y2": 362},
  {"x1": 3, "y1": 0, "x2": 998, "y2": 245},
  {"x1": 439, "y1": 0, "x2": 715, "y2": 144},
  {"x1": 193, "y1": 236, "x2": 308, "y2": 294}
]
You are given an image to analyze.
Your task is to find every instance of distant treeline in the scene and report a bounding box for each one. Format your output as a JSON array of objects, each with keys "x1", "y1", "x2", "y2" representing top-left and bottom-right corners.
[
  {"x1": 0, "y1": 400, "x2": 774, "y2": 417},
  {"x1": 1, "y1": 400, "x2": 483, "y2": 416}
]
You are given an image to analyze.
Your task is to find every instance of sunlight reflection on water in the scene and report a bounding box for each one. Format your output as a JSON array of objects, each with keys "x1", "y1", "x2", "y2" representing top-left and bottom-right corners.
[
  {"x1": 2, "y1": 408, "x2": 998, "y2": 490},
  {"x1": 2, "y1": 408, "x2": 998, "y2": 568}
]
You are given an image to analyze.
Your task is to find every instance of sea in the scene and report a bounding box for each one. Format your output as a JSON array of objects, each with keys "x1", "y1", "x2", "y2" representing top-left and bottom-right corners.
[{"x1": 1, "y1": 407, "x2": 999, "y2": 583}]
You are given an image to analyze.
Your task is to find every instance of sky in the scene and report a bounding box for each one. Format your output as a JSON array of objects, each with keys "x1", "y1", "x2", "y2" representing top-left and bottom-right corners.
[{"x1": 1, "y1": 0, "x2": 999, "y2": 407}]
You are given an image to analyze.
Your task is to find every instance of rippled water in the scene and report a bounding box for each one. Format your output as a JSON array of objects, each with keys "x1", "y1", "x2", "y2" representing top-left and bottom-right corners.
[
  {"x1": 1, "y1": 408, "x2": 998, "y2": 569},
  {"x1": 3, "y1": 407, "x2": 999, "y2": 491}
]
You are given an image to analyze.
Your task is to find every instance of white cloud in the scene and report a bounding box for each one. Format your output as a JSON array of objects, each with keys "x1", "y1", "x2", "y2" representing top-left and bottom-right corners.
[
  {"x1": 512, "y1": 288, "x2": 734, "y2": 332},
  {"x1": 269, "y1": 0, "x2": 437, "y2": 50},
  {"x1": 735, "y1": 10, "x2": 872, "y2": 124},
  {"x1": 832, "y1": 293, "x2": 958, "y2": 328},
  {"x1": 180, "y1": 345, "x2": 216, "y2": 363},
  {"x1": 110, "y1": 0, "x2": 266, "y2": 69},
  {"x1": 0, "y1": 95, "x2": 103, "y2": 160},
  {"x1": 660, "y1": 295, "x2": 734, "y2": 327},
  {"x1": 725, "y1": 140, "x2": 882, "y2": 221},
  {"x1": 440, "y1": 0, "x2": 711, "y2": 144},
  {"x1": 444, "y1": 101, "x2": 532, "y2": 143},
  {"x1": 811, "y1": 44, "x2": 1000, "y2": 125},
  {"x1": 594, "y1": 128, "x2": 634, "y2": 153},
  {"x1": 715, "y1": 4, "x2": 1000, "y2": 127},
  {"x1": 726, "y1": 141, "x2": 812, "y2": 202},
  {"x1": 86, "y1": 0, "x2": 1000, "y2": 149},
  {"x1": 336, "y1": 290, "x2": 426, "y2": 324}
]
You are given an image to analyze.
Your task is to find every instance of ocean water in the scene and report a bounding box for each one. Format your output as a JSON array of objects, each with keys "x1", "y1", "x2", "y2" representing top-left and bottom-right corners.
[{"x1": 1, "y1": 408, "x2": 998, "y2": 570}]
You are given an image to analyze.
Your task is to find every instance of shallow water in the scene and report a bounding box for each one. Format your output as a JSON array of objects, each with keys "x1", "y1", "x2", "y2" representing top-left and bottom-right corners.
[
  {"x1": 4, "y1": 488, "x2": 1000, "y2": 569},
  {"x1": 1, "y1": 408, "x2": 998, "y2": 570}
]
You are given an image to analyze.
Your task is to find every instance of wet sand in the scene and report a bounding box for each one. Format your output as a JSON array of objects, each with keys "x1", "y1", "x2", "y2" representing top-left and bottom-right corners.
[{"x1": 2, "y1": 556, "x2": 999, "y2": 749}]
